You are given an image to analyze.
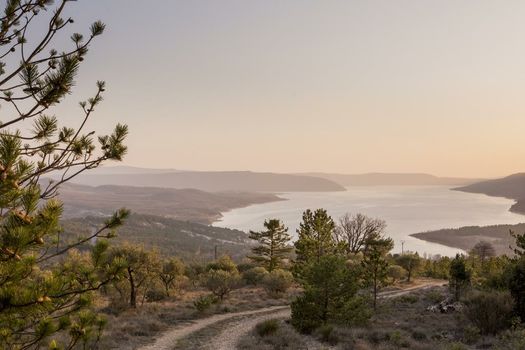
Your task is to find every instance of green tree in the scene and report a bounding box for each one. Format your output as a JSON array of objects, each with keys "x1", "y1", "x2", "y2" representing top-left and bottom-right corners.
[
  {"x1": 449, "y1": 254, "x2": 471, "y2": 301},
  {"x1": 396, "y1": 252, "x2": 422, "y2": 283},
  {"x1": 0, "y1": 2, "x2": 128, "y2": 348},
  {"x1": 204, "y1": 269, "x2": 240, "y2": 300},
  {"x1": 249, "y1": 219, "x2": 292, "y2": 272},
  {"x1": 290, "y1": 255, "x2": 371, "y2": 333},
  {"x1": 158, "y1": 257, "x2": 186, "y2": 297},
  {"x1": 108, "y1": 244, "x2": 161, "y2": 308},
  {"x1": 387, "y1": 265, "x2": 406, "y2": 283},
  {"x1": 509, "y1": 257, "x2": 525, "y2": 321},
  {"x1": 294, "y1": 209, "x2": 337, "y2": 267},
  {"x1": 362, "y1": 237, "x2": 393, "y2": 310}
]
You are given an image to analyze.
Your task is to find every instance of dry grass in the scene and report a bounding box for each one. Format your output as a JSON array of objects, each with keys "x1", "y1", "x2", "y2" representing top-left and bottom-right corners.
[{"x1": 98, "y1": 286, "x2": 295, "y2": 349}]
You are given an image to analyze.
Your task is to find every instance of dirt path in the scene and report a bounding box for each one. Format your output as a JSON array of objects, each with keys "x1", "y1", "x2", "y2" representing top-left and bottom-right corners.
[
  {"x1": 139, "y1": 279, "x2": 446, "y2": 350},
  {"x1": 138, "y1": 305, "x2": 289, "y2": 350}
]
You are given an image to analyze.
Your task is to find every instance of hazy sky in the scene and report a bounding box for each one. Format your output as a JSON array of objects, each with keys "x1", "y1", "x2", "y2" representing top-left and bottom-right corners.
[{"x1": 53, "y1": 1, "x2": 525, "y2": 177}]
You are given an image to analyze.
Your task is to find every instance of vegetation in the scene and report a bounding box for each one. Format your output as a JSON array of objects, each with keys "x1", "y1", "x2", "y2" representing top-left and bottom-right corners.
[
  {"x1": 396, "y1": 252, "x2": 423, "y2": 282},
  {"x1": 449, "y1": 254, "x2": 471, "y2": 301},
  {"x1": 335, "y1": 212, "x2": 387, "y2": 254},
  {"x1": 362, "y1": 237, "x2": 393, "y2": 310},
  {"x1": 0, "y1": 2, "x2": 129, "y2": 348},
  {"x1": 294, "y1": 208, "x2": 337, "y2": 267},
  {"x1": 291, "y1": 254, "x2": 370, "y2": 333},
  {"x1": 262, "y1": 269, "x2": 294, "y2": 297},
  {"x1": 248, "y1": 219, "x2": 292, "y2": 272}
]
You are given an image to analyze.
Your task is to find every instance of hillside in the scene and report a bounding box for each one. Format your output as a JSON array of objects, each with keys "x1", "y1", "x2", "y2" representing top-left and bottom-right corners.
[
  {"x1": 56, "y1": 182, "x2": 283, "y2": 224},
  {"x1": 304, "y1": 172, "x2": 478, "y2": 186},
  {"x1": 61, "y1": 171, "x2": 345, "y2": 192},
  {"x1": 62, "y1": 213, "x2": 252, "y2": 260},
  {"x1": 454, "y1": 173, "x2": 525, "y2": 214},
  {"x1": 411, "y1": 223, "x2": 525, "y2": 255}
]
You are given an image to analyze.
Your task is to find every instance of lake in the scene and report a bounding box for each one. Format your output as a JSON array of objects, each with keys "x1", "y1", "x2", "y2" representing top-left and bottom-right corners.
[{"x1": 214, "y1": 186, "x2": 525, "y2": 256}]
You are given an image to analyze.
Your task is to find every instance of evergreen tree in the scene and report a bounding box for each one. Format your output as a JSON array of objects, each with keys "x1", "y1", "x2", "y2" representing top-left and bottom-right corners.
[
  {"x1": 0, "y1": 2, "x2": 128, "y2": 348},
  {"x1": 362, "y1": 237, "x2": 393, "y2": 310},
  {"x1": 248, "y1": 219, "x2": 292, "y2": 272},
  {"x1": 449, "y1": 254, "x2": 471, "y2": 301},
  {"x1": 294, "y1": 209, "x2": 337, "y2": 267},
  {"x1": 290, "y1": 255, "x2": 370, "y2": 333}
]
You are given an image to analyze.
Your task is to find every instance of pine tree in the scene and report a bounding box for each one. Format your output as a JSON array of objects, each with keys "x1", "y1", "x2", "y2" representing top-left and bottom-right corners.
[
  {"x1": 248, "y1": 219, "x2": 292, "y2": 272},
  {"x1": 294, "y1": 209, "x2": 337, "y2": 266},
  {"x1": 0, "y1": 2, "x2": 129, "y2": 348},
  {"x1": 361, "y1": 237, "x2": 393, "y2": 310},
  {"x1": 449, "y1": 254, "x2": 471, "y2": 301}
]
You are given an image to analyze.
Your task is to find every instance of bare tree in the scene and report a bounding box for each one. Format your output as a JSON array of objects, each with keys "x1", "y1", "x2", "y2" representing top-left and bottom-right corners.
[
  {"x1": 470, "y1": 241, "x2": 496, "y2": 265},
  {"x1": 334, "y1": 213, "x2": 387, "y2": 254}
]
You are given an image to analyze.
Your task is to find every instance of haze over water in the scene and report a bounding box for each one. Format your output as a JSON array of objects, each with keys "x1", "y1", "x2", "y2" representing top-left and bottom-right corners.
[{"x1": 216, "y1": 186, "x2": 524, "y2": 257}]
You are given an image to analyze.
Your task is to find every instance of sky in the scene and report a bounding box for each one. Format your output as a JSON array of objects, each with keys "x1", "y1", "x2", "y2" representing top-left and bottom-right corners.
[{"x1": 48, "y1": 0, "x2": 525, "y2": 177}]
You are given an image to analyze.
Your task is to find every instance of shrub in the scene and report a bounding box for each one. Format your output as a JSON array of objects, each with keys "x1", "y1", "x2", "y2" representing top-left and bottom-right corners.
[
  {"x1": 237, "y1": 262, "x2": 256, "y2": 273},
  {"x1": 462, "y1": 325, "x2": 480, "y2": 345},
  {"x1": 193, "y1": 294, "x2": 217, "y2": 312},
  {"x1": 262, "y1": 269, "x2": 293, "y2": 296},
  {"x1": 447, "y1": 342, "x2": 468, "y2": 350},
  {"x1": 255, "y1": 319, "x2": 280, "y2": 337},
  {"x1": 206, "y1": 255, "x2": 238, "y2": 274},
  {"x1": 463, "y1": 290, "x2": 514, "y2": 335},
  {"x1": 398, "y1": 294, "x2": 419, "y2": 304},
  {"x1": 494, "y1": 328, "x2": 525, "y2": 350},
  {"x1": 388, "y1": 330, "x2": 410, "y2": 347},
  {"x1": 411, "y1": 330, "x2": 427, "y2": 341},
  {"x1": 316, "y1": 324, "x2": 339, "y2": 345},
  {"x1": 204, "y1": 269, "x2": 241, "y2": 300},
  {"x1": 242, "y1": 267, "x2": 269, "y2": 285},
  {"x1": 388, "y1": 265, "x2": 406, "y2": 283},
  {"x1": 145, "y1": 287, "x2": 168, "y2": 302}
]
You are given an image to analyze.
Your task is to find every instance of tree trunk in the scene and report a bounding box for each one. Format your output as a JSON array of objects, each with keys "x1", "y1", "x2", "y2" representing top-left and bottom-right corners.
[{"x1": 128, "y1": 268, "x2": 137, "y2": 308}]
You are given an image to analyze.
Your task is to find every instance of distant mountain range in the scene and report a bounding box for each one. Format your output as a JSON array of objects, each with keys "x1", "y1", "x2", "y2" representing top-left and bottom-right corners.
[
  {"x1": 455, "y1": 173, "x2": 525, "y2": 215},
  {"x1": 60, "y1": 170, "x2": 346, "y2": 192},
  {"x1": 64, "y1": 167, "x2": 479, "y2": 192},
  {"x1": 302, "y1": 172, "x2": 478, "y2": 186}
]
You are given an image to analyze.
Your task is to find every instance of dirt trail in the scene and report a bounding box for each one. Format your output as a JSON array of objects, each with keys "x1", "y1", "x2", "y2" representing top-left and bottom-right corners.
[
  {"x1": 139, "y1": 280, "x2": 446, "y2": 350},
  {"x1": 138, "y1": 305, "x2": 288, "y2": 350}
]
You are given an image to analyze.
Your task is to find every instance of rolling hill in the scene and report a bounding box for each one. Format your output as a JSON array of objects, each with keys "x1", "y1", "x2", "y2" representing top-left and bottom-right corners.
[
  {"x1": 303, "y1": 172, "x2": 478, "y2": 186},
  {"x1": 55, "y1": 182, "x2": 283, "y2": 224},
  {"x1": 454, "y1": 173, "x2": 525, "y2": 214},
  {"x1": 60, "y1": 171, "x2": 346, "y2": 192}
]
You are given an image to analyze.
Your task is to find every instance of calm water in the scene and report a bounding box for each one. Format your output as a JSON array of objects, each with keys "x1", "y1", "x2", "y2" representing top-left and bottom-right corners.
[{"x1": 215, "y1": 186, "x2": 525, "y2": 257}]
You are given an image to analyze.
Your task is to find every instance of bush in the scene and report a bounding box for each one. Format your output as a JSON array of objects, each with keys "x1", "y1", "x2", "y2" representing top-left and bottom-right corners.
[
  {"x1": 411, "y1": 330, "x2": 427, "y2": 341},
  {"x1": 255, "y1": 319, "x2": 280, "y2": 337},
  {"x1": 193, "y1": 294, "x2": 217, "y2": 312},
  {"x1": 463, "y1": 290, "x2": 514, "y2": 335},
  {"x1": 242, "y1": 267, "x2": 269, "y2": 285},
  {"x1": 495, "y1": 328, "x2": 525, "y2": 350},
  {"x1": 237, "y1": 262, "x2": 256, "y2": 273},
  {"x1": 206, "y1": 255, "x2": 238, "y2": 274},
  {"x1": 204, "y1": 269, "x2": 241, "y2": 300},
  {"x1": 262, "y1": 269, "x2": 293, "y2": 296},
  {"x1": 316, "y1": 324, "x2": 339, "y2": 345},
  {"x1": 145, "y1": 287, "x2": 168, "y2": 302}
]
